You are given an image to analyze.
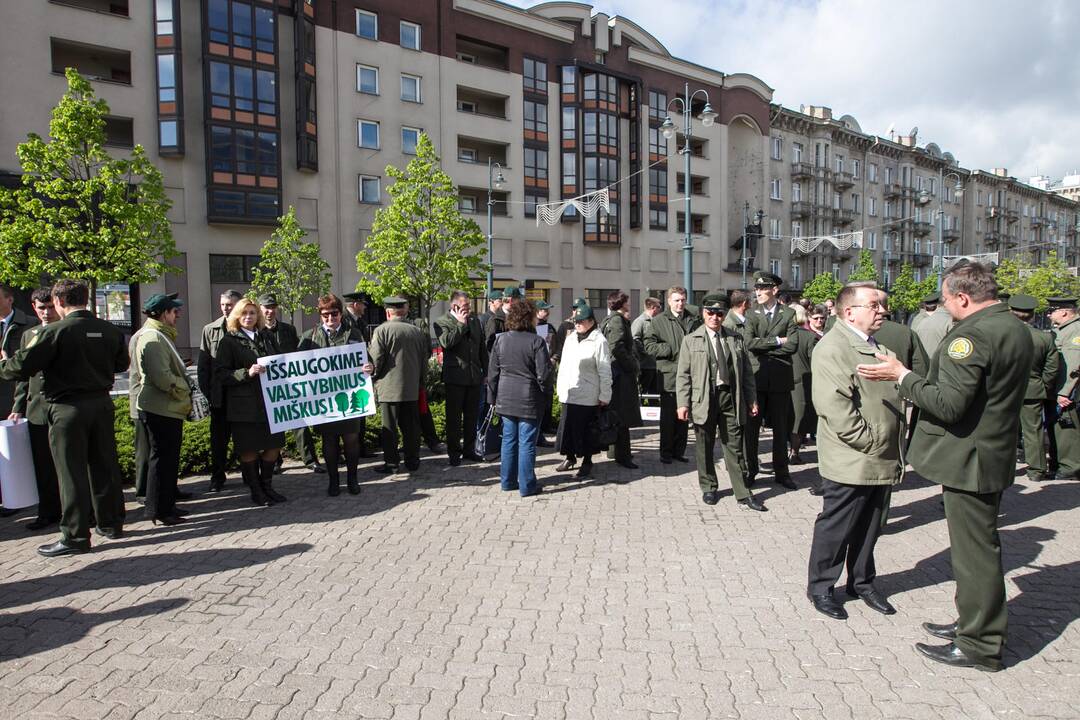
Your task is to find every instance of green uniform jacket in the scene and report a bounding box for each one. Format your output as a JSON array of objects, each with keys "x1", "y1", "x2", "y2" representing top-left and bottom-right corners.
[
  {"x1": 129, "y1": 319, "x2": 192, "y2": 420},
  {"x1": 11, "y1": 323, "x2": 47, "y2": 424},
  {"x1": 370, "y1": 318, "x2": 430, "y2": 403},
  {"x1": 1053, "y1": 316, "x2": 1080, "y2": 398},
  {"x1": 723, "y1": 311, "x2": 760, "y2": 376},
  {"x1": 298, "y1": 324, "x2": 367, "y2": 352},
  {"x1": 198, "y1": 317, "x2": 229, "y2": 405},
  {"x1": 600, "y1": 312, "x2": 642, "y2": 429},
  {"x1": 433, "y1": 312, "x2": 488, "y2": 386},
  {"x1": 746, "y1": 303, "x2": 799, "y2": 393},
  {"x1": 484, "y1": 309, "x2": 506, "y2": 352},
  {"x1": 675, "y1": 324, "x2": 757, "y2": 426},
  {"x1": 812, "y1": 321, "x2": 905, "y2": 486},
  {"x1": 0, "y1": 309, "x2": 128, "y2": 400},
  {"x1": 0, "y1": 308, "x2": 34, "y2": 415},
  {"x1": 342, "y1": 312, "x2": 371, "y2": 343},
  {"x1": 214, "y1": 330, "x2": 280, "y2": 423},
  {"x1": 791, "y1": 327, "x2": 819, "y2": 385},
  {"x1": 912, "y1": 308, "x2": 952, "y2": 357},
  {"x1": 644, "y1": 309, "x2": 701, "y2": 393},
  {"x1": 901, "y1": 303, "x2": 1034, "y2": 493},
  {"x1": 1026, "y1": 326, "x2": 1061, "y2": 401},
  {"x1": 630, "y1": 312, "x2": 655, "y2": 371},
  {"x1": 265, "y1": 320, "x2": 301, "y2": 353},
  {"x1": 874, "y1": 319, "x2": 930, "y2": 378}
]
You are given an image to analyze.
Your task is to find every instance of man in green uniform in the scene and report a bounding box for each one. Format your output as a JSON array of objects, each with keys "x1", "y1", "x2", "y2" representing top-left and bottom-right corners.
[
  {"x1": 911, "y1": 292, "x2": 952, "y2": 356},
  {"x1": 366, "y1": 297, "x2": 430, "y2": 473},
  {"x1": 0, "y1": 280, "x2": 129, "y2": 557},
  {"x1": 859, "y1": 261, "x2": 1033, "y2": 671},
  {"x1": 745, "y1": 272, "x2": 799, "y2": 489},
  {"x1": 1009, "y1": 295, "x2": 1061, "y2": 481},
  {"x1": 1047, "y1": 297, "x2": 1080, "y2": 478},
  {"x1": 260, "y1": 293, "x2": 324, "y2": 474},
  {"x1": 644, "y1": 286, "x2": 701, "y2": 464},
  {"x1": 676, "y1": 294, "x2": 764, "y2": 511},
  {"x1": 341, "y1": 292, "x2": 371, "y2": 342},
  {"x1": 434, "y1": 290, "x2": 488, "y2": 466},
  {"x1": 199, "y1": 289, "x2": 241, "y2": 491}
]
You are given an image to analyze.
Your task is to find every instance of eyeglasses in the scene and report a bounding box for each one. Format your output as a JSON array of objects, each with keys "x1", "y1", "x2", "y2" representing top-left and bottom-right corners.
[
  {"x1": 849, "y1": 303, "x2": 885, "y2": 311},
  {"x1": 810, "y1": 316, "x2": 825, "y2": 321},
  {"x1": 320, "y1": 310, "x2": 341, "y2": 318},
  {"x1": 703, "y1": 308, "x2": 725, "y2": 316}
]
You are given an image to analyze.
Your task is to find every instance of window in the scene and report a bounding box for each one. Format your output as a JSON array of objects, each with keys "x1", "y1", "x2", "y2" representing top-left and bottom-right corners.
[
  {"x1": 401, "y1": 127, "x2": 420, "y2": 155},
  {"x1": 771, "y1": 136, "x2": 782, "y2": 160},
  {"x1": 648, "y1": 126, "x2": 667, "y2": 159},
  {"x1": 649, "y1": 206, "x2": 667, "y2": 230},
  {"x1": 356, "y1": 9, "x2": 377, "y2": 40},
  {"x1": 208, "y1": 125, "x2": 278, "y2": 178},
  {"x1": 917, "y1": 176, "x2": 924, "y2": 191},
  {"x1": 792, "y1": 142, "x2": 803, "y2": 163},
  {"x1": 458, "y1": 147, "x2": 477, "y2": 163},
  {"x1": 833, "y1": 192, "x2": 841, "y2": 210},
  {"x1": 524, "y1": 147, "x2": 548, "y2": 185},
  {"x1": 157, "y1": 54, "x2": 176, "y2": 102},
  {"x1": 929, "y1": 177, "x2": 937, "y2": 196},
  {"x1": 792, "y1": 221, "x2": 803, "y2": 238},
  {"x1": 399, "y1": 20, "x2": 420, "y2": 50},
  {"x1": 524, "y1": 100, "x2": 548, "y2": 137},
  {"x1": 835, "y1": 156, "x2": 844, "y2": 173},
  {"x1": 562, "y1": 151, "x2": 577, "y2": 189},
  {"x1": 852, "y1": 159, "x2": 860, "y2": 179},
  {"x1": 209, "y1": 254, "x2": 261, "y2": 283},
  {"x1": 770, "y1": 178, "x2": 782, "y2": 200},
  {"x1": 561, "y1": 66, "x2": 576, "y2": 97},
  {"x1": 769, "y1": 218, "x2": 780, "y2": 239},
  {"x1": 868, "y1": 163, "x2": 878, "y2": 182},
  {"x1": 160, "y1": 119, "x2": 179, "y2": 147},
  {"x1": 791, "y1": 263, "x2": 801, "y2": 287},
  {"x1": 868, "y1": 231, "x2": 876, "y2": 249},
  {"x1": 155, "y1": 0, "x2": 174, "y2": 34},
  {"x1": 914, "y1": 238, "x2": 921, "y2": 253},
  {"x1": 400, "y1": 74, "x2": 421, "y2": 103},
  {"x1": 868, "y1": 197, "x2": 876, "y2": 216},
  {"x1": 884, "y1": 200, "x2": 893, "y2": 219},
  {"x1": 914, "y1": 268, "x2": 922, "y2": 282},
  {"x1": 458, "y1": 195, "x2": 477, "y2": 213},
  {"x1": 357, "y1": 119, "x2": 379, "y2": 149},
  {"x1": 792, "y1": 182, "x2": 802, "y2": 202},
  {"x1": 208, "y1": 62, "x2": 276, "y2": 116},
  {"x1": 525, "y1": 193, "x2": 546, "y2": 217},
  {"x1": 562, "y1": 107, "x2": 576, "y2": 143},
  {"x1": 207, "y1": 0, "x2": 275, "y2": 54},
  {"x1": 103, "y1": 116, "x2": 134, "y2": 148},
  {"x1": 523, "y1": 57, "x2": 547, "y2": 94},
  {"x1": 359, "y1": 175, "x2": 380, "y2": 203},
  {"x1": 767, "y1": 259, "x2": 780, "y2": 276},
  {"x1": 852, "y1": 193, "x2": 860, "y2": 212},
  {"x1": 356, "y1": 64, "x2": 378, "y2": 94},
  {"x1": 977, "y1": 217, "x2": 983, "y2": 232},
  {"x1": 649, "y1": 167, "x2": 667, "y2": 199},
  {"x1": 831, "y1": 263, "x2": 840, "y2": 280}
]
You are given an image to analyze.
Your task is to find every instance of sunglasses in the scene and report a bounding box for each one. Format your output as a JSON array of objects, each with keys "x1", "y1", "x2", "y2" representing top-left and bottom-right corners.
[{"x1": 320, "y1": 310, "x2": 341, "y2": 318}]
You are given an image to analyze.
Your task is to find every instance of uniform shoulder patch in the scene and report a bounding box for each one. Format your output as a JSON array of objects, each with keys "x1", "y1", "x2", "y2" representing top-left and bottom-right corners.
[
  {"x1": 947, "y1": 337, "x2": 973, "y2": 360},
  {"x1": 1071, "y1": 335, "x2": 1080, "y2": 346}
]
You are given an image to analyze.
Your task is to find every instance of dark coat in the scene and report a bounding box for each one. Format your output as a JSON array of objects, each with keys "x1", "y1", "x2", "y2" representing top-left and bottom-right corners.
[
  {"x1": 874, "y1": 319, "x2": 929, "y2": 378},
  {"x1": 551, "y1": 319, "x2": 574, "y2": 362},
  {"x1": 298, "y1": 324, "x2": 366, "y2": 352},
  {"x1": 644, "y1": 309, "x2": 702, "y2": 392},
  {"x1": 12, "y1": 324, "x2": 48, "y2": 424},
  {"x1": 434, "y1": 312, "x2": 488, "y2": 386},
  {"x1": 487, "y1": 330, "x2": 551, "y2": 420},
  {"x1": 600, "y1": 312, "x2": 642, "y2": 428},
  {"x1": 484, "y1": 308, "x2": 506, "y2": 352},
  {"x1": 341, "y1": 311, "x2": 371, "y2": 343},
  {"x1": 746, "y1": 303, "x2": 799, "y2": 393},
  {"x1": 0, "y1": 308, "x2": 35, "y2": 416},
  {"x1": 264, "y1": 320, "x2": 301, "y2": 353},
  {"x1": 214, "y1": 330, "x2": 280, "y2": 423},
  {"x1": 198, "y1": 317, "x2": 229, "y2": 405}
]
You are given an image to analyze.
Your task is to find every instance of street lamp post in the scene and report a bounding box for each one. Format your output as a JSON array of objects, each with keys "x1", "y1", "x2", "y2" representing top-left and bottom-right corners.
[
  {"x1": 661, "y1": 84, "x2": 717, "y2": 298},
  {"x1": 486, "y1": 158, "x2": 506, "y2": 296},
  {"x1": 919, "y1": 170, "x2": 963, "y2": 290}
]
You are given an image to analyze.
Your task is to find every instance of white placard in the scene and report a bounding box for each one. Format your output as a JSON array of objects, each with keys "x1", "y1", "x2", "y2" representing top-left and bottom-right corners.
[
  {"x1": 0, "y1": 419, "x2": 38, "y2": 509},
  {"x1": 257, "y1": 342, "x2": 375, "y2": 433}
]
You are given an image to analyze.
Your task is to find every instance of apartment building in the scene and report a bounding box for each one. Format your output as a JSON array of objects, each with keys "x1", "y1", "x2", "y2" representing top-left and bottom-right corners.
[{"x1": 0, "y1": 1, "x2": 1075, "y2": 353}]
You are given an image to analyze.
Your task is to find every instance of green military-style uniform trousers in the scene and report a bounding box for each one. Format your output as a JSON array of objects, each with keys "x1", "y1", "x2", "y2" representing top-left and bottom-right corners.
[
  {"x1": 1052, "y1": 404, "x2": 1080, "y2": 477},
  {"x1": 380, "y1": 401, "x2": 421, "y2": 470},
  {"x1": 1019, "y1": 401, "x2": 1047, "y2": 474},
  {"x1": 693, "y1": 386, "x2": 751, "y2": 499}
]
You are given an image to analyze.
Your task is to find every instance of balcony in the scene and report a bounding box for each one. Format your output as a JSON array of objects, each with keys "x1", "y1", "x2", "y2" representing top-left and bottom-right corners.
[
  {"x1": 676, "y1": 173, "x2": 708, "y2": 196},
  {"x1": 833, "y1": 171, "x2": 854, "y2": 189},
  {"x1": 50, "y1": 37, "x2": 131, "y2": 84},
  {"x1": 984, "y1": 229, "x2": 1001, "y2": 243},
  {"x1": 457, "y1": 187, "x2": 508, "y2": 217},
  {"x1": 912, "y1": 253, "x2": 933, "y2": 266},
  {"x1": 1007, "y1": 208, "x2": 1019, "y2": 223},
  {"x1": 456, "y1": 86, "x2": 508, "y2": 120},
  {"x1": 791, "y1": 162, "x2": 813, "y2": 179},
  {"x1": 1004, "y1": 233, "x2": 1019, "y2": 246},
  {"x1": 50, "y1": 0, "x2": 129, "y2": 16},
  {"x1": 883, "y1": 183, "x2": 902, "y2": 198},
  {"x1": 986, "y1": 205, "x2": 1003, "y2": 219},
  {"x1": 790, "y1": 200, "x2": 812, "y2": 218},
  {"x1": 913, "y1": 220, "x2": 933, "y2": 236},
  {"x1": 833, "y1": 208, "x2": 855, "y2": 225},
  {"x1": 943, "y1": 227, "x2": 960, "y2": 241},
  {"x1": 455, "y1": 36, "x2": 509, "y2": 72},
  {"x1": 1031, "y1": 215, "x2": 1046, "y2": 227},
  {"x1": 456, "y1": 136, "x2": 508, "y2": 166}
]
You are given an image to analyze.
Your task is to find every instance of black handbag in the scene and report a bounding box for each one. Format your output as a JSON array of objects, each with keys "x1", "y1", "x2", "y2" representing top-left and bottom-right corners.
[{"x1": 592, "y1": 407, "x2": 622, "y2": 448}]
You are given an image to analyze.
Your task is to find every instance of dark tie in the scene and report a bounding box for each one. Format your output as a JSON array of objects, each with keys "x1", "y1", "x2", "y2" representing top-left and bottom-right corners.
[{"x1": 714, "y1": 332, "x2": 732, "y2": 386}]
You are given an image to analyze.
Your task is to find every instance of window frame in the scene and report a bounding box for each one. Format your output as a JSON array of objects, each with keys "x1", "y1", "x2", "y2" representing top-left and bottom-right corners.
[
  {"x1": 355, "y1": 9, "x2": 377, "y2": 40},
  {"x1": 357, "y1": 119, "x2": 380, "y2": 149},
  {"x1": 399, "y1": 20, "x2": 420, "y2": 50},
  {"x1": 401, "y1": 126, "x2": 421, "y2": 155},
  {"x1": 356, "y1": 63, "x2": 379, "y2": 95},
  {"x1": 400, "y1": 73, "x2": 421, "y2": 103},
  {"x1": 359, "y1": 174, "x2": 381, "y2": 203}
]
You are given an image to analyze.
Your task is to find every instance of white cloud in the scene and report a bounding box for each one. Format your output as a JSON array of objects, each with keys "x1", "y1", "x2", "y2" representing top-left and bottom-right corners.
[{"x1": 507, "y1": 0, "x2": 1080, "y2": 182}]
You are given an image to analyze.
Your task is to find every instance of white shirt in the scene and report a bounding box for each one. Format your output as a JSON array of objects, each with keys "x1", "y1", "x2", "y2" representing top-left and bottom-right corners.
[{"x1": 242, "y1": 328, "x2": 257, "y2": 340}]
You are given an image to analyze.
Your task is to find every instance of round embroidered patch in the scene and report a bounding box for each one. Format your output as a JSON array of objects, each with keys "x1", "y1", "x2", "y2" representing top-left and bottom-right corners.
[
  {"x1": 1071, "y1": 335, "x2": 1080, "y2": 346},
  {"x1": 947, "y1": 337, "x2": 973, "y2": 360}
]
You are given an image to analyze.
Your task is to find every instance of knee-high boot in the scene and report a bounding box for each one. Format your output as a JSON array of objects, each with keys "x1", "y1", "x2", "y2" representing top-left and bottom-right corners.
[
  {"x1": 242, "y1": 461, "x2": 270, "y2": 506},
  {"x1": 260, "y1": 459, "x2": 287, "y2": 503}
]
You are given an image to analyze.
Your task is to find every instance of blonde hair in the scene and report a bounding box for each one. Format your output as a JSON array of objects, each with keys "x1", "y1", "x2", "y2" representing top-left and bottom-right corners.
[
  {"x1": 791, "y1": 304, "x2": 808, "y2": 324},
  {"x1": 226, "y1": 298, "x2": 267, "y2": 333}
]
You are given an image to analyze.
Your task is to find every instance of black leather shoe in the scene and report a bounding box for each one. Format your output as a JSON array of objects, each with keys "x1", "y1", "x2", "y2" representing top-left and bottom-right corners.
[
  {"x1": 0, "y1": 507, "x2": 19, "y2": 517},
  {"x1": 94, "y1": 526, "x2": 123, "y2": 540},
  {"x1": 208, "y1": 475, "x2": 226, "y2": 492},
  {"x1": 374, "y1": 464, "x2": 399, "y2": 474},
  {"x1": 463, "y1": 452, "x2": 486, "y2": 463},
  {"x1": 308, "y1": 463, "x2": 327, "y2": 474},
  {"x1": 809, "y1": 592, "x2": 847, "y2": 620},
  {"x1": 660, "y1": 456, "x2": 673, "y2": 465},
  {"x1": 38, "y1": 540, "x2": 90, "y2": 557},
  {"x1": 448, "y1": 455, "x2": 461, "y2": 467},
  {"x1": 575, "y1": 462, "x2": 593, "y2": 478},
  {"x1": 858, "y1": 589, "x2": 896, "y2": 615},
  {"x1": 809, "y1": 484, "x2": 825, "y2": 496},
  {"x1": 775, "y1": 475, "x2": 797, "y2": 490},
  {"x1": 26, "y1": 517, "x2": 59, "y2": 531},
  {"x1": 702, "y1": 490, "x2": 720, "y2": 505},
  {"x1": 673, "y1": 455, "x2": 689, "y2": 463},
  {"x1": 616, "y1": 460, "x2": 639, "y2": 470},
  {"x1": 738, "y1": 495, "x2": 767, "y2": 512},
  {"x1": 175, "y1": 490, "x2": 193, "y2": 500},
  {"x1": 915, "y1": 642, "x2": 1001, "y2": 672},
  {"x1": 922, "y1": 621, "x2": 958, "y2": 640}
]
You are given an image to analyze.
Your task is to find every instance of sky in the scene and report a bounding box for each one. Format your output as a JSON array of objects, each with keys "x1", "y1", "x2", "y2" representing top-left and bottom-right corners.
[{"x1": 505, "y1": 0, "x2": 1080, "y2": 184}]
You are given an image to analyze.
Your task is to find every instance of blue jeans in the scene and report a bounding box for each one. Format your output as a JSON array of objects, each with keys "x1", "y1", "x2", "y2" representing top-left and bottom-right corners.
[{"x1": 500, "y1": 415, "x2": 539, "y2": 495}]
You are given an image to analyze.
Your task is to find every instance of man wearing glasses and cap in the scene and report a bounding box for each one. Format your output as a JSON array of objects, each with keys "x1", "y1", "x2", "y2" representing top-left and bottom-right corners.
[
  {"x1": 675, "y1": 294, "x2": 764, "y2": 511},
  {"x1": 745, "y1": 271, "x2": 799, "y2": 489},
  {"x1": 1048, "y1": 296, "x2": 1080, "y2": 479},
  {"x1": 260, "y1": 293, "x2": 324, "y2": 474}
]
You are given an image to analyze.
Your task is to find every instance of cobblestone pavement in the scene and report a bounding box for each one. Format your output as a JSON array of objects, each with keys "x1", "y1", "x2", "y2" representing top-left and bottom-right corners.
[{"x1": 1, "y1": 427, "x2": 1079, "y2": 719}]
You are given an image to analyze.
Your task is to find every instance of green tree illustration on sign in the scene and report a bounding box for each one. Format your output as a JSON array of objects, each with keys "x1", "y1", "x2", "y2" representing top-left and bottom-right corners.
[
  {"x1": 351, "y1": 388, "x2": 370, "y2": 413},
  {"x1": 334, "y1": 392, "x2": 350, "y2": 414}
]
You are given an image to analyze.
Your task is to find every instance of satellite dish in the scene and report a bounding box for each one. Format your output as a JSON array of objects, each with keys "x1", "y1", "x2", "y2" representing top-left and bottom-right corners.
[{"x1": 909, "y1": 126, "x2": 919, "y2": 137}]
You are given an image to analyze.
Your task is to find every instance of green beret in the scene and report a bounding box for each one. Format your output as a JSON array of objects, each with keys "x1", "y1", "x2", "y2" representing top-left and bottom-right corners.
[
  {"x1": 922, "y1": 292, "x2": 941, "y2": 304},
  {"x1": 1007, "y1": 294, "x2": 1037, "y2": 312},
  {"x1": 534, "y1": 300, "x2": 553, "y2": 310},
  {"x1": 571, "y1": 305, "x2": 594, "y2": 321},
  {"x1": 143, "y1": 293, "x2": 183, "y2": 314}
]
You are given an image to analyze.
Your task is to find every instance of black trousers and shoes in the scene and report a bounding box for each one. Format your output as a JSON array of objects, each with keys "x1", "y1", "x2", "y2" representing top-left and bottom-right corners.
[
  {"x1": 27, "y1": 421, "x2": 61, "y2": 529},
  {"x1": 658, "y1": 390, "x2": 689, "y2": 462},
  {"x1": 445, "y1": 383, "x2": 481, "y2": 464},
  {"x1": 746, "y1": 390, "x2": 793, "y2": 483},
  {"x1": 322, "y1": 430, "x2": 361, "y2": 496},
  {"x1": 141, "y1": 411, "x2": 185, "y2": 525}
]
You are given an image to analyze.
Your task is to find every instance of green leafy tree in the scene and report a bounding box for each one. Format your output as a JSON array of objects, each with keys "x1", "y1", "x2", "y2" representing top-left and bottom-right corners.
[
  {"x1": 994, "y1": 257, "x2": 1024, "y2": 299},
  {"x1": 802, "y1": 272, "x2": 844, "y2": 305},
  {"x1": 249, "y1": 206, "x2": 331, "y2": 318},
  {"x1": 0, "y1": 68, "x2": 176, "y2": 295},
  {"x1": 888, "y1": 264, "x2": 923, "y2": 313},
  {"x1": 847, "y1": 248, "x2": 880, "y2": 283},
  {"x1": 355, "y1": 133, "x2": 487, "y2": 322},
  {"x1": 1012, "y1": 251, "x2": 1080, "y2": 311}
]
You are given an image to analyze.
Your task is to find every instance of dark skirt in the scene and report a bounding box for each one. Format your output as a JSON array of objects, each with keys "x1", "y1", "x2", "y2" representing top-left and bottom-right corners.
[
  {"x1": 316, "y1": 417, "x2": 364, "y2": 437},
  {"x1": 231, "y1": 420, "x2": 285, "y2": 454},
  {"x1": 792, "y1": 381, "x2": 817, "y2": 436},
  {"x1": 556, "y1": 402, "x2": 598, "y2": 457}
]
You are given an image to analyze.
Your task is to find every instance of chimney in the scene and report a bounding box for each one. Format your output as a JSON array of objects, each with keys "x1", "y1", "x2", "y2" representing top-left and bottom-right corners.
[
  {"x1": 807, "y1": 106, "x2": 832, "y2": 120},
  {"x1": 992, "y1": 168, "x2": 1009, "y2": 178}
]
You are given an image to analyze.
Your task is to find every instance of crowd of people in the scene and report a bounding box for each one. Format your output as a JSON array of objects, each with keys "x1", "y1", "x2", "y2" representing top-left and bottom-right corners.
[{"x1": 0, "y1": 259, "x2": 1074, "y2": 672}]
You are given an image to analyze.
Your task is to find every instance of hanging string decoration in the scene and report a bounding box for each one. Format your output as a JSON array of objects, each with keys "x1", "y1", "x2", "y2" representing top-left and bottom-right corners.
[
  {"x1": 790, "y1": 231, "x2": 862, "y2": 255},
  {"x1": 535, "y1": 188, "x2": 609, "y2": 226},
  {"x1": 943, "y1": 253, "x2": 999, "y2": 270}
]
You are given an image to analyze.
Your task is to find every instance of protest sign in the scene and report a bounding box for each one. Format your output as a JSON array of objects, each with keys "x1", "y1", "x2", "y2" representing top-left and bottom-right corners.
[{"x1": 257, "y1": 343, "x2": 375, "y2": 433}]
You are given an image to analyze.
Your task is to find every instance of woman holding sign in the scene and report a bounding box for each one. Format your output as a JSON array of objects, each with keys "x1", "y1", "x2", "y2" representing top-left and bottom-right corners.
[
  {"x1": 214, "y1": 298, "x2": 285, "y2": 507},
  {"x1": 299, "y1": 294, "x2": 368, "y2": 496}
]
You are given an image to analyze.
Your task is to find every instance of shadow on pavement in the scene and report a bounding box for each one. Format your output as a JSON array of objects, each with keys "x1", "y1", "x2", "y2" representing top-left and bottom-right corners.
[{"x1": 1008, "y1": 558, "x2": 1080, "y2": 665}]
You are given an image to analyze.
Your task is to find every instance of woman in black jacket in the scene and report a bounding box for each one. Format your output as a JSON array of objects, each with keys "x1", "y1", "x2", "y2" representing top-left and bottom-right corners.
[
  {"x1": 487, "y1": 301, "x2": 551, "y2": 497},
  {"x1": 299, "y1": 293, "x2": 368, "y2": 496},
  {"x1": 214, "y1": 298, "x2": 285, "y2": 507}
]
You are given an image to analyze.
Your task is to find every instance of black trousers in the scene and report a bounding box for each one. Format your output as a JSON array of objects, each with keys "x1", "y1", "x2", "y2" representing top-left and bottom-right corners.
[
  {"x1": 209, "y1": 404, "x2": 230, "y2": 480},
  {"x1": 381, "y1": 401, "x2": 421, "y2": 470},
  {"x1": 142, "y1": 411, "x2": 183, "y2": 519},
  {"x1": 639, "y1": 368, "x2": 658, "y2": 397},
  {"x1": 294, "y1": 426, "x2": 317, "y2": 465},
  {"x1": 134, "y1": 415, "x2": 150, "y2": 495},
  {"x1": 28, "y1": 421, "x2": 61, "y2": 522},
  {"x1": 747, "y1": 390, "x2": 792, "y2": 479},
  {"x1": 445, "y1": 383, "x2": 481, "y2": 457},
  {"x1": 659, "y1": 389, "x2": 688, "y2": 460},
  {"x1": 541, "y1": 386, "x2": 557, "y2": 434},
  {"x1": 807, "y1": 480, "x2": 888, "y2": 596}
]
